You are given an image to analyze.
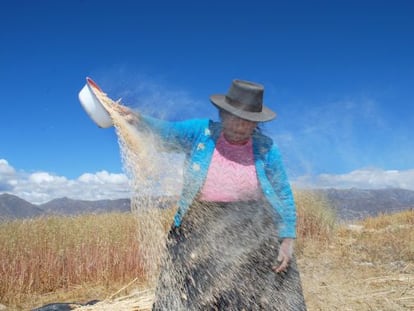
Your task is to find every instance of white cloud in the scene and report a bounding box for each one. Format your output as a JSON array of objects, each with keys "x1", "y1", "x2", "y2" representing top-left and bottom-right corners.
[
  {"x1": 78, "y1": 171, "x2": 128, "y2": 184},
  {"x1": 0, "y1": 158, "x2": 183, "y2": 205},
  {"x1": 294, "y1": 168, "x2": 414, "y2": 190},
  {"x1": 2, "y1": 156, "x2": 413, "y2": 206},
  {"x1": 0, "y1": 159, "x2": 15, "y2": 175},
  {"x1": 0, "y1": 158, "x2": 133, "y2": 204},
  {"x1": 29, "y1": 172, "x2": 67, "y2": 184},
  {"x1": 0, "y1": 159, "x2": 16, "y2": 191}
]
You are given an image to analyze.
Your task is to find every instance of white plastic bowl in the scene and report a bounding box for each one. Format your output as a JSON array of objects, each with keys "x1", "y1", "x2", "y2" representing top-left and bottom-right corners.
[{"x1": 78, "y1": 77, "x2": 113, "y2": 128}]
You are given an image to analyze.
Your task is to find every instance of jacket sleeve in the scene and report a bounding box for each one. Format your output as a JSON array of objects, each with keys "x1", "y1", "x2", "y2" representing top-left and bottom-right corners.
[
  {"x1": 265, "y1": 145, "x2": 297, "y2": 238},
  {"x1": 138, "y1": 114, "x2": 206, "y2": 152}
]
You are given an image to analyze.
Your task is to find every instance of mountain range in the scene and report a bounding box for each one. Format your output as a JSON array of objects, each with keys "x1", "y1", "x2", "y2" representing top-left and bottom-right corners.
[
  {"x1": 1, "y1": 188, "x2": 414, "y2": 222},
  {"x1": 0, "y1": 193, "x2": 130, "y2": 221},
  {"x1": 315, "y1": 188, "x2": 414, "y2": 221}
]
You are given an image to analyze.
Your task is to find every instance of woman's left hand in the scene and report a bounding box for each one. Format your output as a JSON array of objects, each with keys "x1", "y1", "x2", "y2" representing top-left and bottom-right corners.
[{"x1": 272, "y1": 238, "x2": 294, "y2": 273}]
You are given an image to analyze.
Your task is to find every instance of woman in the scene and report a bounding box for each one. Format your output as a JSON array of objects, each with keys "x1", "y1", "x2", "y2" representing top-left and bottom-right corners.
[{"x1": 118, "y1": 79, "x2": 306, "y2": 310}]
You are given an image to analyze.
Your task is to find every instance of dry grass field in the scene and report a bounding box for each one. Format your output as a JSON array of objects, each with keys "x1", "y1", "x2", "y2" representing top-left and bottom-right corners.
[{"x1": 0, "y1": 192, "x2": 413, "y2": 310}]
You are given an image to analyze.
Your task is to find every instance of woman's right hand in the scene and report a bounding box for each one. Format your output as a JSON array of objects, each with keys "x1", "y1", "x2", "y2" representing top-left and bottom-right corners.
[
  {"x1": 112, "y1": 101, "x2": 140, "y2": 125},
  {"x1": 272, "y1": 238, "x2": 294, "y2": 273}
]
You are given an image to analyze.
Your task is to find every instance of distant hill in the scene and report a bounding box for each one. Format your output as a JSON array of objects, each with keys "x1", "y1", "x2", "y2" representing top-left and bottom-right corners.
[
  {"x1": 0, "y1": 194, "x2": 178, "y2": 221},
  {"x1": 39, "y1": 197, "x2": 131, "y2": 216},
  {"x1": 1, "y1": 188, "x2": 414, "y2": 222},
  {"x1": 316, "y1": 188, "x2": 414, "y2": 221},
  {"x1": 0, "y1": 193, "x2": 44, "y2": 220},
  {"x1": 0, "y1": 194, "x2": 132, "y2": 221}
]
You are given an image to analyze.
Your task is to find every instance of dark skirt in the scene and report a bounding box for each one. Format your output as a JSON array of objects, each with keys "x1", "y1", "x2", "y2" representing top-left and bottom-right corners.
[{"x1": 152, "y1": 200, "x2": 307, "y2": 311}]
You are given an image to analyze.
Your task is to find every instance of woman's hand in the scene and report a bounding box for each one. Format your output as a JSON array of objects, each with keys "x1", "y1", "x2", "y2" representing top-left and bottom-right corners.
[
  {"x1": 112, "y1": 101, "x2": 139, "y2": 125},
  {"x1": 272, "y1": 238, "x2": 294, "y2": 273}
]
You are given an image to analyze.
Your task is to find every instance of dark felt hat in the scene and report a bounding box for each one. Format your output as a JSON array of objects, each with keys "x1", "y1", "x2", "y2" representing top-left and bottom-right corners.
[{"x1": 210, "y1": 79, "x2": 276, "y2": 122}]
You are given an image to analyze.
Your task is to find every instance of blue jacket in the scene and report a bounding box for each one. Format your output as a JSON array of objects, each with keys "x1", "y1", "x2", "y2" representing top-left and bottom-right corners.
[{"x1": 140, "y1": 115, "x2": 297, "y2": 238}]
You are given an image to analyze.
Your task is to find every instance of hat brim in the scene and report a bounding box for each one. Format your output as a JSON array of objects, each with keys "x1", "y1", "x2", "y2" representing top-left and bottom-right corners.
[{"x1": 210, "y1": 94, "x2": 276, "y2": 122}]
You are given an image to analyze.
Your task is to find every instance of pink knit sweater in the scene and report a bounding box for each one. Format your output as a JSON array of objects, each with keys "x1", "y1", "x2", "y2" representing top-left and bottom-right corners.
[{"x1": 199, "y1": 133, "x2": 262, "y2": 202}]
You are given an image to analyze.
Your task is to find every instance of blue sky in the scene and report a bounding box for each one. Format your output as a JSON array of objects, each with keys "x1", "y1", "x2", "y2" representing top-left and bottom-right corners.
[{"x1": 1, "y1": 0, "x2": 413, "y2": 203}]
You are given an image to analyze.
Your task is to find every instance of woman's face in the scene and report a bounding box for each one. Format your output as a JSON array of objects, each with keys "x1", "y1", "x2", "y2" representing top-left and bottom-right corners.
[{"x1": 220, "y1": 111, "x2": 258, "y2": 145}]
